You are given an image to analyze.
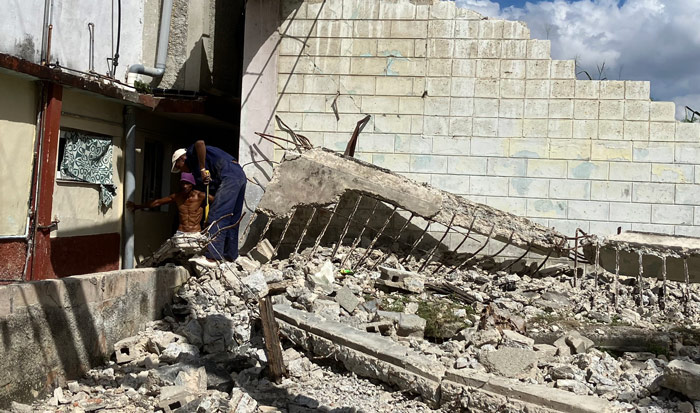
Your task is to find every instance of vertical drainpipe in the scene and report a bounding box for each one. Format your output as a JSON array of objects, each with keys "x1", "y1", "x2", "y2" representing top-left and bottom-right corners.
[{"x1": 123, "y1": 106, "x2": 136, "y2": 269}]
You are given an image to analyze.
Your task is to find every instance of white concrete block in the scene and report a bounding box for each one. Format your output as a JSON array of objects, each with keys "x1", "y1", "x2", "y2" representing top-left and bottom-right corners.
[
  {"x1": 632, "y1": 182, "x2": 674, "y2": 203},
  {"x1": 651, "y1": 164, "x2": 693, "y2": 183},
  {"x1": 598, "y1": 120, "x2": 624, "y2": 140},
  {"x1": 450, "y1": 97, "x2": 474, "y2": 117},
  {"x1": 486, "y1": 197, "x2": 527, "y2": 216},
  {"x1": 675, "y1": 143, "x2": 700, "y2": 164},
  {"x1": 447, "y1": 155, "x2": 488, "y2": 175},
  {"x1": 549, "y1": 139, "x2": 591, "y2": 160},
  {"x1": 632, "y1": 142, "x2": 674, "y2": 163},
  {"x1": 372, "y1": 153, "x2": 410, "y2": 171},
  {"x1": 430, "y1": 0, "x2": 456, "y2": 19},
  {"x1": 316, "y1": 20, "x2": 354, "y2": 38},
  {"x1": 338, "y1": 75, "x2": 375, "y2": 95},
  {"x1": 452, "y1": 59, "x2": 476, "y2": 77},
  {"x1": 428, "y1": 20, "x2": 455, "y2": 38},
  {"x1": 424, "y1": 116, "x2": 450, "y2": 135},
  {"x1": 589, "y1": 221, "x2": 631, "y2": 236},
  {"x1": 502, "y1": 20, "x2": 530, "y2": 39},
  {"x1": 550, "y1": 80, "x2": 575, "y2": 98},
  {"x1": 509, "y1": 138, "x2": 548, "y2": 158},
  {"x1": 308, "y1": 1, "x2": 343, "y2": 18},
  {"x1": 527, "y1": 159, "x2": 567, "y2": 178},
  {"x1": 284, "y1": 94, "x2": 325, "y2": 113},
  {"x1": 526, "y1": 60, "x2": 551, "y2": 79},
  {"x1": 568, "y1": 200, "x2": 609, "y2": 221},
  {"x1": 624, "y1": 101, "x2": 650, "y2": 121},
  {"x1": 375, "y1": 77, "x2": 414, "y2": 96},
  {"x1": 474, "y1": 79, "x2": 499, "y2": 98},
  {"x1": 591, "y1": 141, "x2": 632, "y2": 161},
  {"x1": 432, "y1": 174, "x2": 470, "y2": 194},
  {"x1": 428, "y1": 58, "x2": 452, "y2": 76},
  {"x1": 551, "y1": 60, "x2": 575, "y2": 79},
  {"x1": 525, "y1": 80, "x2": 550, "y2": 98},
  {"x1": 357, "y1": 133, "x2": 396, "y2": 152},
  {"x1": 451, "y1": 78, "x2": 475, "y2": 97},
  {"x1": 399, "y1": 97, "x2": 424, "y2": 115},
  {"x1": 411, "y1": 115, "x2": 424, "y2": 134},
  {"x1": 477, "y1": 40, "x2": 501, "y2": 58},
  {"x1": 487, "y1": 158, "x2": 527, "y2": 176},
  {"x1": 410, "y1": 154, "x2": 447, "y2": 173},
  {"x1": 500, "y1": 80, "x2": 525, "y2": 98},
  {"x1": 323, "y1": 133, "x2": 350, "y2": 151},
  {"x1": 450, "y1": 117, "x2": 473, "y2": 136},
  {"x1": 526, "y1": 40, "x2": 550, "y2": 59},
  {"x1": 471, "y1": 137, "x2": 509, "y2": 156},
  {"x1": 342, "y1": 1, "x2": 380, "y2": 19},
  {"x1": 575, "y1": 80, "x2": 600, "y2": 99},
  {"x1": 361, "y1": 96, "x2": 399, "y2": 114},
  {"x1": 500, "y1": 60, "x2": 526, "y2": 79},
  {"x1": 650, "y1": 101, "x2": 676, "y2": 122},
  {"x1": 389, "y1": 20, "x2": 425, "y2": 38},
  {"x1": 476, "y1": 59, "x2": 501, "y2": 78},
  {"x1": 378, "y1": 0, "x2": 416, "y2": 19},
  {"x1": 623, "y1": 121, "x2": 650, "y2": 141},
  {"x1": 353, "y1": 20, "x2": 391, "y2": 38},
  {"x1": 339, "y1": 114, "x2": 372, "y2": 132},
  {"x1": 548, "y1": 119, "x2": 573, "y2": 139},
  {"x1": 395, "y1": 135, "x2": 432, "y2": 153},
  {"x1": 568, "y1": 161, "x2": 609, "y2": 180},
  {"x1": 282, "y1": 19, "x2": 316, "y2": 37},
  {"x1": 674, "y1": 226, "x2": 700, "y2": 237},
  {"x1": 377, "y1": 39, "x2": 415, "y2": 58},
  {"x1": 524, "y1": 100, "x2": 549, "y2": 118},
  {"x1": 427, "y1": 39, "x2": 454, "y2": 58},
  {"x1": 426, "y1": 77, "x2": 451, "y2": 97},
  {"x1": 625, "y1": 81, "x2": 650, "y2": 100},
  {"x1": 415, "y1": 39, "x2": 427, "y2": 58},
  {"x1": 499, "y1": 99, "x2": 524, "y2": 118},
  {"x1": 502, "y1": 40, "x2": 527, "y2": 59},
  {"x1": 675, "y1": 184, "x2": 700, "y2": 205},
  {"x1": 573, "y1": 120, "x2": 599, "y2": 140},
  {"x1": 651, "y1": 204, "x2": 692, "y2": 225},
  {"x1": 470, "y1": 176, "x2": 509, "y2": 196},
  {"x1": 509, "y1": 177, "x2": 549, "y2": 198},
  {"x1": 527, "y1": 199, "x2": 567, "y2": 218},
  {"x1": 522, "y1": 119, "x2": 548, "y2": 138},
  {"x1": 350, "y1": 57, "x2": 387, "y2": 76},
  {"x1": 454, "y1": 39, "x2": 478, "y2": 59},
  {"x1": 306, "y1": 38, "x2": 343, "y2": 56},
  {"x1": 472, "y1": 117, "x2": 498, "y2": 137},
  {"x1": 609, "y1": 203, "x2": 651, "y2": 223},
  {"x1": 549, "y1": 99, "x2": 574, "y2": 118},
  {"x1": 455, "y1": 7, "x2": 482, "y2": 20},
  {"x1": 549, "y1": 179, "x2": 591, "y2": 200},
  {"x1": 574, "y1": 100, "x2": 599, "y2": 120},
  {"x1": 279, "y1": 73, "x2": 304, "y2": 93},
  {"x1": 650, "y1": 122, "x2": 676, "y2": 141},
  {"x1": 454, "y1": 20, "x2": 479, "y2": 38},
  {"x1": 278, "y1": 55, "x2": 315, "y2": 74},
  {"x1": 590, "y1": 181, "x2": 632, "y2": 202},
  {"x1": 433, "y1": 137, "x2": 470, "y2": 155},
  {"x1": 424, "y1": 97, "x2": 451, "y2": 116},
  {"x1": 599, "y1": 81, "x2": 625, "y2": 99},
  {"x1": 548, "y1": 219, "x2": 590, "y2": 235},
  {"x1": 373, "y1": 115, "x2": 412, "y2": 134},
  {"x1": 599, "y1": 100, "x2": 624, "y2": 120},
  {"x1": 478, "y1": 19, "x2": 504, "y2": 39},
  {"x1": 675, "y1": 122, "x2": 700, "y2": 142},
  {"x1": 498, "y1": 118, "x2": 523, "y2": 138},
  {"x1": 302, "y1": 113, "x2": 338, "y2": 132},
  {"x1": 279, "y1": 37, "x2": 305, "y2": 56},
  {"x1": 631, "y1": 223, "x2": 675, "y2": 235}
]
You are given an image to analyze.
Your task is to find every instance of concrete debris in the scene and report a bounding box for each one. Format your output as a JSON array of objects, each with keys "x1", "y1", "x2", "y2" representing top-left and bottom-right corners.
[
  {"x1": 377, "y1": 266, "x2": 425, "y2": 293},
  {"x1": 138, "y1": 232, "x2": 208, "y2": 268},
  {"x1": 660, "y1": 359, "x2": 700, "y2": 400},
  {"x1": 26, "y1": 241, "x2": 700, "y2": 412},
  {"x1": 248, "y1": 238, "x2": 274, "y2": 264}
]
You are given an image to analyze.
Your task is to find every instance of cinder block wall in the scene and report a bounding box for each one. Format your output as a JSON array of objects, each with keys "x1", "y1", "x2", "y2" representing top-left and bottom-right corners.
[{"x1": 274, "y1": 0, "x2": 700, "y2": 239}]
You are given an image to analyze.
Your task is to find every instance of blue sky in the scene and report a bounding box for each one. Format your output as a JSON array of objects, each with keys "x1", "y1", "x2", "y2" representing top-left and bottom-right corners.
[{"x1": 455, "y1": 0, "x2": 700, "y2": 119}]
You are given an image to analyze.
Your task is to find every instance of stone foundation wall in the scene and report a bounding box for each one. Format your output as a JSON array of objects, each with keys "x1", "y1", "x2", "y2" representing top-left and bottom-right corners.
[
  {"x1": 274, "y1": 0, "x2": 700, "y2": 240},
  {"x1": 0, "y1": 266, "x2": 189, "y2": 408}
]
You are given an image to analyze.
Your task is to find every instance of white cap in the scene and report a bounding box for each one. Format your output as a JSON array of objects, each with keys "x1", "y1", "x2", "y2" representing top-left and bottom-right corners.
[{"x1": 171, "y1": 148, "x2": 186, "y2": 173}]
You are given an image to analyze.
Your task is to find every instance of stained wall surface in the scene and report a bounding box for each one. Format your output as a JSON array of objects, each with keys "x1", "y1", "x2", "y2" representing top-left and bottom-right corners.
[{"x1": 273, "y1": 0, "x2": 700, "y2": 238}]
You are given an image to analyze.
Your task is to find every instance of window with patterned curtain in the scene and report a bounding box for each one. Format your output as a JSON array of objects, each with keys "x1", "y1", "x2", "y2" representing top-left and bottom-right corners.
[{"x1": 58, "y1": 129, "x2": 117, "y2": 209}]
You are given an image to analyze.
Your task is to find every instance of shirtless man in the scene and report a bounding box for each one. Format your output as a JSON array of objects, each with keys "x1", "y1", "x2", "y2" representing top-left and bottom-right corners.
[{"x1": 127, "y1": 172, "x2": 213, "y2": 233}]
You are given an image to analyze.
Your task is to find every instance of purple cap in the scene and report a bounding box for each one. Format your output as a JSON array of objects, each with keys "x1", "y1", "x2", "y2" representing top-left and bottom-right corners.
[{"x1": 180, "y1": 172, "x2": 196, "y2": 186}]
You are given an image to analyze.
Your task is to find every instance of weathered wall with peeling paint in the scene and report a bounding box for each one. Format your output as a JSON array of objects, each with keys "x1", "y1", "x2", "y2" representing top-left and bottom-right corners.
[{"x1": 273, "y1": 0, "x2": 700, "y2": 240}]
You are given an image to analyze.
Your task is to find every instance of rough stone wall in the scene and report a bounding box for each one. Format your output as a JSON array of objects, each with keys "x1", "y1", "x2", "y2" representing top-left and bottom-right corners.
[{"x1": 274, "y1": 0, "x2": 700, "y2": 239}]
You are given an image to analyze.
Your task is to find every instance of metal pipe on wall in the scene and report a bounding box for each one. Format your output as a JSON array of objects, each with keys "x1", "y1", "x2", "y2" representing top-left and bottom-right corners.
[
  {"x1": 122, "y1": 106, "x2": 136, "y2": 269},
  {"x1": 127, "y1": 0, "x2": 173, "y2": 79}
]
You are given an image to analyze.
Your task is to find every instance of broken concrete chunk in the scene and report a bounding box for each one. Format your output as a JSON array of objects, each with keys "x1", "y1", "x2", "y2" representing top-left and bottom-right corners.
[
  {"x1": 236, "y1": 256, "x2": 260, "y2": 273},
  {"x1": 376, "y1": 266, "x2": 424, "y2": 293},
  {"x1": 500, "y1": 329, "x2": 534, "y2": 349},
  {"x1": 564, "y1": 331, "x2": 595, "y2": 354},
  {"x1": 177, "y1": 319, "x2": 203, "y2": 347},
  {"x1": 308, "y1": 260, "x2": 335, "y2": 294},
  {"x1": 397, "y1": 313, "x2": 426, "y2": 338},
  {"x1": 479, "y1": 347, "x2": 539, "y2": 379},
  {"x1": 364, "y1": 320, "x2": 393, "y2": 335},
  {"x1": 249, "y1": 239, "x2": 274, "y2": 264},
  {"x1": 533, "y1": 343, "x2": 558, "y2": 358},
  {"x1": 335, "y1": 287, "x2": 360, "y2": 313},
  {"x1": 114, "y1": 335, "x2": 147, "y2": 364},
  {"x1": 556, "y1": 379, "x2": 589, "y2": 395},
  {"x1": 312, "y1": 298, "x2": 341, "y2": 321},
  {"x1": 229, "y1": 388, "x2": 258, "y2": 413},
  {"x1": 241, "y1": 270, "x2": 269, "y2": 299},
  {"x1": 160, "y1": 342, "x2": 200, "y2": 363},
  {"x1": 174, "y1": 366, "x2": 207, "y2": 393},
  {"x1": 660, "y1": 359, "x2": 700, "y2": 400},
  {"x1": 470, "y1": 329, "x2": 502, "y2": 348},
  {"x1": 157, "y1": 386, "x2": 197, "y2": 413}
]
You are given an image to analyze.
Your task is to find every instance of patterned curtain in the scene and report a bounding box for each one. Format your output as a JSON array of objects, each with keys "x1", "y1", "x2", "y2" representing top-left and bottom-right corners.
[{"x1": 59, "y1": 130, "x2": 117, "y2": 208}]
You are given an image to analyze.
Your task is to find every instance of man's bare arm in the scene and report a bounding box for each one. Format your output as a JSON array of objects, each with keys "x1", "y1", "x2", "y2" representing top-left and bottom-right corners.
[
  {"x1": 194, "y1": 140, "x2": 212, "y2": 185},
  {"x1": 127, "y1": 194, "x2": 177, "y2": 211}
]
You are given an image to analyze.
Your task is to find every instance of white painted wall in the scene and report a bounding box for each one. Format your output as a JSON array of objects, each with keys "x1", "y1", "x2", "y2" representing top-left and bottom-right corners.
[{"x1": 0, "y1": 0, "x2": 143, "y2": 81}]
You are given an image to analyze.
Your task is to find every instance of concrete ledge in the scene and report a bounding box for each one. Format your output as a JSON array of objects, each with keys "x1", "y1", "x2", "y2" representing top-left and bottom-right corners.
[
  {"x1": 0, "y1": 266, "x2": 189, "y2": 408},
  {"x1": 274, "y1": 304, "x2": 614, "y2": 412}
]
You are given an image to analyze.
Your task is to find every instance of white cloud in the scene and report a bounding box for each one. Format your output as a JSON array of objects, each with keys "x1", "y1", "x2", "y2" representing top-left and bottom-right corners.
[{"x1": 454, "y1": 0, "x2": 700, "y2": 118}]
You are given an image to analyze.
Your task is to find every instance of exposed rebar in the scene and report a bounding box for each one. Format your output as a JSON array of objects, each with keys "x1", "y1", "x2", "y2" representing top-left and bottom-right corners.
[
  {"x1": 418, "y1": 214, "x2": 456, "y2": 272},
  {"x1": 272, "y1": 208, "x2": 297, "y2": 259},
  {"x1": 294, "y1": 208, "x2": 317, "y2": 256},
  {"x1": 332, "y1": 195, "x2": 363, "y2": 258},
  {"x1": 354, "y1": 206, "x2": 398, "y2": 269}
]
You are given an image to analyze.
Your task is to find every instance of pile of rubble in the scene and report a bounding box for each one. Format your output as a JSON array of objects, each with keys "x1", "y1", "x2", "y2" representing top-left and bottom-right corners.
[{"x1": 15, "y1": 242, "x2": 700, "y2": 412}]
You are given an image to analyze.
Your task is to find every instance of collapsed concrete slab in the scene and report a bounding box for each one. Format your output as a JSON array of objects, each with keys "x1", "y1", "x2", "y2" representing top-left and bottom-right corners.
[
  {"x1": 582, "y1": 231, "x2": 700, "y2": 283},
  {"x1": 250, "y1": 148, "x2": 567, "y2": 266}
]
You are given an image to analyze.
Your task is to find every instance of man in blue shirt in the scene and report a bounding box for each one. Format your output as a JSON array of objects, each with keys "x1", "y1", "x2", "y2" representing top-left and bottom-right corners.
[{"x1": 171, "y1": 140, "x2": 246, "y2": 265}]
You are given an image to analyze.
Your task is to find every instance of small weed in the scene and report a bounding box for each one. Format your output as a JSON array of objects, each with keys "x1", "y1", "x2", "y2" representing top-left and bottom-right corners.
[
  {"x1": 379, "y1": 295, "x2": 410, "y2": 313},
  {"x1": 134, "y1": 80, "x2": 152, "y2": 94},
  {"x1": 417, "y1": 299, "x2": 471, "y2": 339},
  {"x1": 610, "y1": 315, "x2": 631, "y2": 326}
]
